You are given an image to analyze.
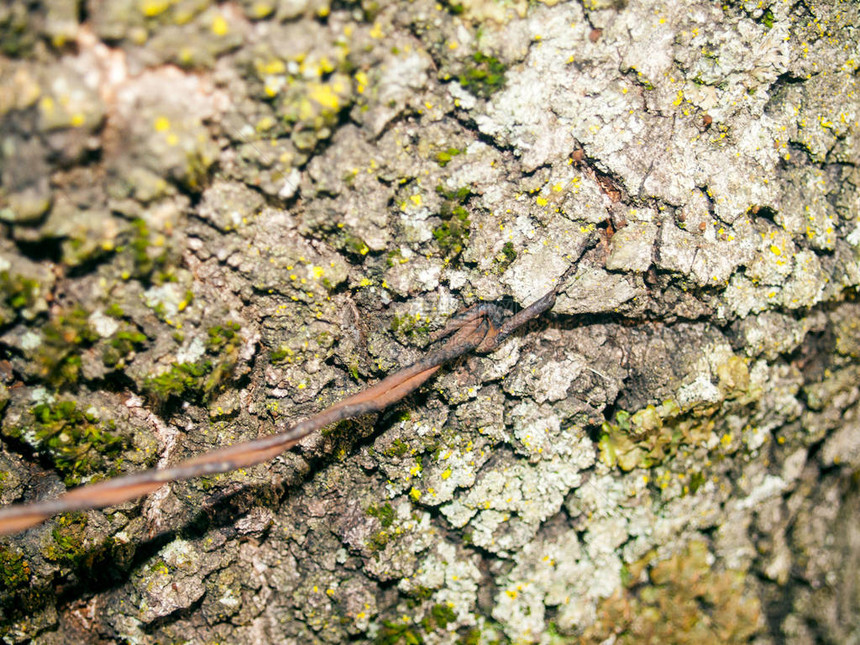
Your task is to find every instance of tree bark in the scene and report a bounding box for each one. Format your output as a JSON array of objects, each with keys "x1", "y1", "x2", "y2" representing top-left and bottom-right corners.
[{"x1": 0, "y1": 0, "x2": 858, "y2": 643}]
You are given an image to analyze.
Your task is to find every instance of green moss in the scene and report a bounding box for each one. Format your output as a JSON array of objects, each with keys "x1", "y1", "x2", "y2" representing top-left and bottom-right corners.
[
  {"x1": 433, "y1": 207, "x2": 470, "y2": 257},
  {"x1": 375, "y1": 620, "x2": 424, "y2": 645},
  {"x1": 142, "y1": 361, "x2": 212, "y2": 402},
  {"x1": 687, "y1": 471, "x2": 706, "y2": 494},
  {"x1": 424, "y1": 603, "x2": 456, "y2": 630},
  {"x1": 102, "y1": 328, "x2": 148, "y2": 368},
  {"x1": 144, "y1": 321, "x2": 244, "y2": 403},
  {"x1": 0, "y1": 270, "x2": 39, "y2": 315},
  {"x1": 435, "y1": 147, "x2": 463, "y2": 167},
  {"x1": 391, "y1": 314, "x2": 430, "y2": 339},
  {"x1": 459, "y1": 628, "x2": 481, "y2": 645},
  {"x1": 385, "y1": 438, "x2": 410, "y2": 458},
  {"x1": 129, "y1": 218, "x2": 162, "y2": 278},
  {"x1": 44, "y1": 513, "x2": 89, "y2": 565},
  {"x1": 344, "y1": 232, "x2": 370, "y2": 258},
  {"x1": 104, "y1": 303, "x2": 125, "y2": 318},
  {"x1": 206, "y1": 321, "x2": 242, "y2": 352},
  {"x1": 495, "y1": 241, "x2": 517, "y2": 271},
  {"x1": 7, "y1": 401, "x2": 125, "y2": 487},
  {"x1": 0, "y1": 544, "x2": 30, "y2": 591},
  {"x1": 269, "y1": 345, "x2": 293, "y2": 363},
  {"x1": 458, "y1": 52, "x2": 507, "y2": 98},
  {"x1": 435, "y1": 185, "x2": 471, "y2": 203},
  {"x1": 33, "y1": 307, "x2": 98, "y2": 388},
  {"x1": 759, "y1": 8, "x2": 774, "y2": 29},
  {"x1": 368, "y1": 529, "x2": 391, "y2": 551},
  {"x1": 386, "y1": 248, "x2": 405, "y2": 267},
  {"x1": 375, "y1": 602, "x2": 459, "y2": 644},
  {"x1": 367, "y1": 502, "x2": 395, "y2": 528},
  {"x1": 431, "y1": 186, "x2": 472, "y2": 260}
]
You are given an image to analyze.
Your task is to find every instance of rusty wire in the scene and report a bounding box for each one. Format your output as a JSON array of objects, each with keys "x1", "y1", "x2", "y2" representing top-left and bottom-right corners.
[{"x1": 0, "y1": 244, "x2": 591, "y2": 537}]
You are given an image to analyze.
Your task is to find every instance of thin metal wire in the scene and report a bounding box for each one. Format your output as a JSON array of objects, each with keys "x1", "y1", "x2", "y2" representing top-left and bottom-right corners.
[{"x1": 0, "y1": 236, "x2": 595, "y2": 536}]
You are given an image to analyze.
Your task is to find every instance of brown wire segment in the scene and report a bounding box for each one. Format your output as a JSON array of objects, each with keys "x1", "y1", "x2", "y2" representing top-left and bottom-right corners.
[{"x1": 0, "y1": 244, "x2": 591, "y2": 536}]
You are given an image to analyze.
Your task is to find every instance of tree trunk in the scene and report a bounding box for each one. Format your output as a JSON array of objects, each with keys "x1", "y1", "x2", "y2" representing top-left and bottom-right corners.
[{"x1": 0, "y1": 0, "x2": 858, "y2": 643}]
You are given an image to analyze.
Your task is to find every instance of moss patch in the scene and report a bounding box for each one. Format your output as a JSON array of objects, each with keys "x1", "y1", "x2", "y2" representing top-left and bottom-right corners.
[
  {"x1": 32, "y1": 307, "x2": 98, "y2": 389},
  {"x1": 0, "y1": 544, "x2": 30, "y2": 591},
  {"x1": 434, "y1": 147, "x2": 463, "y2": 167},
  {"x1": 458, "y1": 52, "x2": 507, "y2": 98},
  {"x1": 102, "y1": 327, "x2": 148, "y2": 369},
  {"x1": 44, "y1": 513, "x2": 89, "y2": 566},
  {"x1": 4, "y1": 400, "x2": 125, "y2": 487},
  {"x1": 366, "y1": 502, "x2": 395, "y2": 528},
  {"x1": 143, "y1": 321, "x2": 244, "y2": 403},
  {"x1": 433, "y1": 185, "x2": 472, "y2": 260},
  {"x1": 391, "y1": 313, "x2": 430, "y2": 340},
  {"x1": 0, "y1": 271, "x2": 40, "y2": 322},
  {"x1": 495, "y1": 241, "x2": 517, "y2": 272}
]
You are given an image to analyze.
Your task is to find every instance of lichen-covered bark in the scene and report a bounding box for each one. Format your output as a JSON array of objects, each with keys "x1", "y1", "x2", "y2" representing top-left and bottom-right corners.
[{"x1": 0, "y1": 0, "x2": 858, "y2": 643}]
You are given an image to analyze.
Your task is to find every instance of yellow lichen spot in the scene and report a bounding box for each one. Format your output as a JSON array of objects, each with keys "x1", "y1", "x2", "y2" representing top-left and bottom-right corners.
[
  {"x1": 309, "y1": 83, "x2": 340, "y2": 111},
  {"x1": 166, "y1": 133, "x2": 179, "y2": 146},
  {"x1": 261, "y1": 59, "x2": 285, "y2": 75},
  {"x1": 409, "y1": 463, "x2": 422, "y2": 477},
  {"x1": 140, "y1": 0, "x2": 171, "y2": 18},
  {"x1": 359, "y1": 277, "x2": 373, "y2": 287},
  {"x1": 311, "y1": 265, "x2": 325, "y2": 279},
  {"x1": 252, "y1": 2, "x2": 273, "y2": 17},
  {"x1": 536, "y1": 196, "x2": 548, "y2": 206},
  {"x1": 721, "y1": 433, "x2": 732, "y2": 447},
  {"x1": 313, "y1": 585, "x2": 319, "y2": 593},
  {"x1": 70, "y1": 112, "x2": 86, "y2": 127},
  {"x1": 356, "y1": 611, "x2": 366, "y2": 620},
  {"x1": 369, "y1": 22, "x2": 383, "y2": 39},
  {"x1": 506, "y1": 589, "x2": 518, "y2": 599},
  {"x1": 441, "y1": 468, "x2": 452, "y2": 480},
  {"x1": 410, "y1": 194, "x2": 422, "y2": 207},
  {"x1": 154, "y1": 116, "x2": 170, "y2": 132},
  {"x1": 297, "y1": 383, "x2": 306, "y2": 389},
  {"x1": 409, "y1": 487, "x2": 421, "y2": 501},
  {"x1": 552, "y1": 183, "x2": 563, "y2": 192},
  {"x1": 326, "y1": 588, "x2": 335, "y2": 596},
  {"x1": 355, "y1": 70, "x2": 368, "y2": 94},
  {"x1": 317, "y1": 5, "x2": 330, "y2": 17},
  {"x1": 770, "y1": 244, "x2": 781, "y2": 256},
  {"x1": 673, "y1": 89, "x2": 684, "y2": 106},
  {"x1": 211, "y1": 14, "x2": 229, "y2": 36},
  {"x1": 448, "y1": 40, "x2": 458, "y2": 50}
]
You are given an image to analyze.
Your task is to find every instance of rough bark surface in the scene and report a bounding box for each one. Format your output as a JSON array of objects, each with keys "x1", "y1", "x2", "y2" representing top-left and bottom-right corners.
[{"x1": 0, "y1": 0, "x2": 858, "y2": 643}]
